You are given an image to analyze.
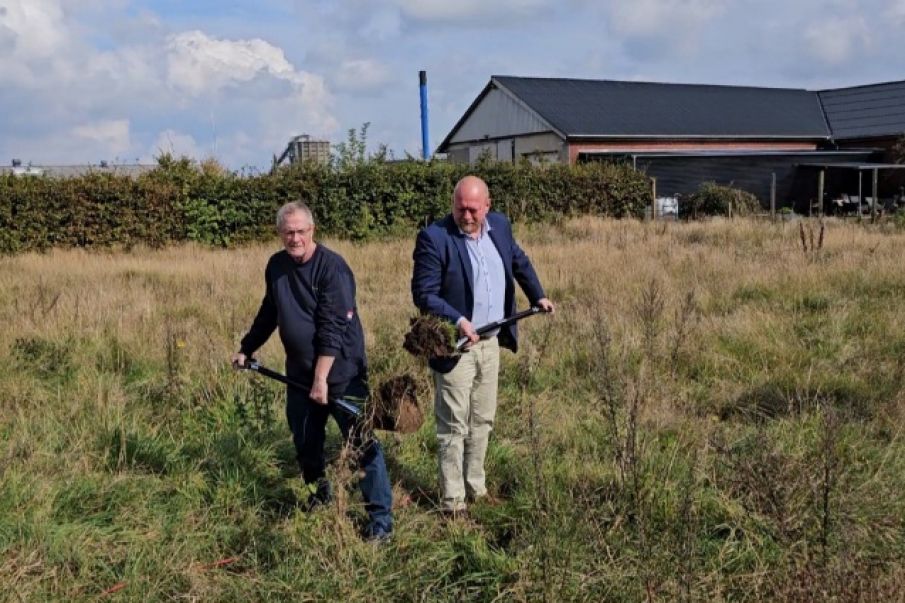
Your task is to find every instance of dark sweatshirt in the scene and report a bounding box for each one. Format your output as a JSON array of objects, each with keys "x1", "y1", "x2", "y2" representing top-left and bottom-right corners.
[{"x1": 239, "y1": 245, "x2": 366, "y2": 396}]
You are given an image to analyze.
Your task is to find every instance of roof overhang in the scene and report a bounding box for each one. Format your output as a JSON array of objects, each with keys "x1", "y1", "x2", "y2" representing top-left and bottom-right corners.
[
  {"x1": 830, "y1": 134, "x2": 904, "y2": 141},
  {"x1": 567, "y1": 134, "x2": 831, "y2": 140},
  {"x1": 578, "y1": 149, "x2": 875, "y2": 159},
  {"x1": 442, "y1": 130, "x2": 561, "y2": 146},
  {"x1": 798, "y1": 162, "x2": 905, "y2": 170}
]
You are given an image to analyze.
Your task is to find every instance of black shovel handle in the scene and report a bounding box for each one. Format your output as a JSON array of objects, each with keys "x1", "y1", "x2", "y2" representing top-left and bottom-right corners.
[
  {"x1": 240, "y1": 359, "x2": 361, "y2": 418},
  {"x1": 455, "y1": 306, "x2": 548, "y2": 352}
]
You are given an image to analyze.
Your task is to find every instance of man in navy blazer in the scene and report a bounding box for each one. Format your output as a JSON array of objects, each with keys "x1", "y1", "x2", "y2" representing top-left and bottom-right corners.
[{"x1": 412, "y1": 175, "x2": 554, "y2": 514}]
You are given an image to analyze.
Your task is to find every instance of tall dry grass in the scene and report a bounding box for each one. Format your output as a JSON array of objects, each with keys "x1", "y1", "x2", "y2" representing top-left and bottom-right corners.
[{"x1": 1, "y1": 217, "x2": 904, "y2": 601}]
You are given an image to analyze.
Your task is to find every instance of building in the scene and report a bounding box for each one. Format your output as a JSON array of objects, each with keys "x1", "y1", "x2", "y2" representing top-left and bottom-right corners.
[
  {"x1": 438, "y1": 76, "x2": 905, "y2": 208},
  {"x1": 812, "y1": 81, "x2": 905, "y2": 207},
  {"x1": 0, "y1": 159, "x2": 155, "y2": 178},
  {"x1": 817, "y1": 80, "x2": 905, "y2": 161},
  {"x1": 275, "y1": 134, "x2": 331, "y2": 166}
]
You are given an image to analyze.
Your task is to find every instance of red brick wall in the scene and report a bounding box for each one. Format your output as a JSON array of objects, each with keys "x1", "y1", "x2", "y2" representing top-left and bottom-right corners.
[{"x1": 567, "y1": 140, "x2": 818, "y2": 164}]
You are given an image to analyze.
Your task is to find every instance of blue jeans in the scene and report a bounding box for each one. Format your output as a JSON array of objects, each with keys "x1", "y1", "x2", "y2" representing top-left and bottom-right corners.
[{"x1": 285, "y1": 383, "x2": 393, "y2": 534}]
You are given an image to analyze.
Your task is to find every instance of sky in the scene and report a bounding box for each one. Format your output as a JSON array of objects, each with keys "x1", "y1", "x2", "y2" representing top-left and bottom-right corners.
[{"x1": 1, "y1": 0, "x2": 904, "y2": 171}]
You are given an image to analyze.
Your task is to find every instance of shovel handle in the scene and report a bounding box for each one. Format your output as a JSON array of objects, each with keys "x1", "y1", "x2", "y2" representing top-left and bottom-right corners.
[
  {"x1": 240, "y1": 359, "x2": 361, "y2": 418},
  {"x1": 455, "y1": 306, "x2": 548, "y2": 352}
]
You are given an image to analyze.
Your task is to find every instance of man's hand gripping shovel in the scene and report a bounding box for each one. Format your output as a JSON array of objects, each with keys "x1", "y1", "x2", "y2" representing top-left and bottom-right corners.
[{"x1": 235, "y1": 358, "x2": 362, "y2": 418}]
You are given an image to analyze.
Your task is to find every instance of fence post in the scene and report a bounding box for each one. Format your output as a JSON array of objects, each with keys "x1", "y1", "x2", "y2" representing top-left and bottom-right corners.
[
  {"x1": 651, "y1": 177, "x2": 657, "y2": 221},
  {"x1": 770, "y1": 172, "x2": 776, "y2": 221},
  {"x1": 871, "y1": 168, "x2": 878, "y2": 224},
  {"x1": 817, "y1": 168, "x2": 824, "y2": 218}
]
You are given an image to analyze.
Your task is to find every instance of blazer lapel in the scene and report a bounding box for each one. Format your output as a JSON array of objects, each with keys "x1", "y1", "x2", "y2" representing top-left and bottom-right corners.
[
  {"x1": 452, "y1": 234, "x2": 474, "y2": 293},
  {"x1": 447, "y1": 218, "x2": 474, "y2": 296}
]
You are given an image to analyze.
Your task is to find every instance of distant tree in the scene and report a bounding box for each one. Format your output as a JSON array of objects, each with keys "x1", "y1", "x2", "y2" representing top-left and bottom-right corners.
[
  {"x1": 333, "y1": 122, "x2": 370, "y2": 167},
  {"x1": 199, "y1": 157, "x2": 228, "y2": 177},
  {"x1": 154, "y1": 153, "x2": 196, "y2": 179},
  {"x1": 371, "y1": 143, "x2": 390, "y2": 162}
]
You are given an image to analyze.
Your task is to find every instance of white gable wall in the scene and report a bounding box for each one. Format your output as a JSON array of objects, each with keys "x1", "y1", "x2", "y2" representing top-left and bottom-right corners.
[
  {"x1": 514, "y1": 133, "x2": 566, "y2": 163},
  {"x1": 444, "y1": 85, "x2": 567, "y2": 164},
  {"x1": 449, "y1": 87, "x2": 553, "y2": 144},
  {"x1": 447, "y1": 132, "x2": 566, "y2": 164}
]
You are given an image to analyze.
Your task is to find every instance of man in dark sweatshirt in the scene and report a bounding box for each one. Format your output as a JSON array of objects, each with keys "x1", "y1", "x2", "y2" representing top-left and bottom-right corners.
[{"x1": 232, "y1": 201, "x2": 393, "y2": 541}]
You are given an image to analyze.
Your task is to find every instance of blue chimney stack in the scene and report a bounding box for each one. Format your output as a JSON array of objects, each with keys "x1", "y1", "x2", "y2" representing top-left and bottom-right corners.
[{"x1": 419, "y1": 70, "x2": 430, "y2": 160}]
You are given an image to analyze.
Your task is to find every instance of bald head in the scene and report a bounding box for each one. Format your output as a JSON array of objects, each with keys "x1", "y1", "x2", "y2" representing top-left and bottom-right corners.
[
  {"x1": 454, "y1": 176, "x2": 489, "y2": 204},
  {"x1": 452, "y1": 175, "x2": 491, "y2": 237}
]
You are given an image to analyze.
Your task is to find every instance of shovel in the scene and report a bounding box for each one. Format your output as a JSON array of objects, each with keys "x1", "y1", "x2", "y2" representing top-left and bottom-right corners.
[
  {"x1": 455, "y1": 306, "x2": 549, "y2": 352},
  {"x1": 239, "y1": 359, "x2": 361, "y2": 418}
]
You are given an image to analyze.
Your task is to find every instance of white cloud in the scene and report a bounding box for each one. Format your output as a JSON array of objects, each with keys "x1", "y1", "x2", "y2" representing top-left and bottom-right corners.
[
  {"x1": 804, "y1": 16, "x2": 870, "y2": 65},
  {"x1": 148, "y1": 129, "x2": 204, "y2": 161},
  {"x1": 600, "y1": 0, "x2": 728, "y2": 60},
  {"x1": 886, "y1": 0, "x2": 905, "y2": 24},
  {"x1": 165, "y1": 30, "x2": 299, "y2": 96},
  {"x1": 0, "y1": 0, "x2": 68, "y2": 59},
  {"x1": 608, "y1": 0, "x2": 726, "y2": 36},
  {"x1": 359, "y1": 9, "x2": 402, "y2": 40},
  {"x1": 0, "y1": 2, "x2": 339, "y2": 168},
  {"x1": 163, "y1": 30, "x2": 338, "y2": 152},
  {"x1": 392, "y1": 0, "x2": 554, "y2": 23},
  {"x1": 334, "y1": 58, "x2": 392, "y2": 92},
  {"x1": 3, "y1": 0, "x2": 905, "y2": 168},
  {"x1": 72, "y1": 119, "x2": 131, "y2": 154}
]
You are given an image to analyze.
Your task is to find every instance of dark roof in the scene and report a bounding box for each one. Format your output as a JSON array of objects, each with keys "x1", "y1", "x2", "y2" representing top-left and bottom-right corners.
[
  {"x1": 817, "y1": 80, "x2": 905, "y2": 140},
  {"x1": 492, "y1": 76, "x2": 830, "y2": 139}
]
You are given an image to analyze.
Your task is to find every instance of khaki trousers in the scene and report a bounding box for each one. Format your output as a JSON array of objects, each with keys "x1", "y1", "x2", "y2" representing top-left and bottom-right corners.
[{"x1": 432, "y1": 337, "x2": 500, "y2": 509}]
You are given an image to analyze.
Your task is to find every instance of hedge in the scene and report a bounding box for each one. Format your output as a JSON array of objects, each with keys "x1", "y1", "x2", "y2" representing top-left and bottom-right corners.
[{"x1": 0, "y1": 157, "x2": 651, "y2": 253}]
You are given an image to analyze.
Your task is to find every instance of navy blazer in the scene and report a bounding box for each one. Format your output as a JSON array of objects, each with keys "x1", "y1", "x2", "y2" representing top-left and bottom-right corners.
[{"x1": 412, "y1": 212, "x2": 546, "y2": 362}]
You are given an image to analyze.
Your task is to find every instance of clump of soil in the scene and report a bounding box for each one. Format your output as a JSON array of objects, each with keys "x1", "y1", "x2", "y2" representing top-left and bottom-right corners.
[
  {"x1": 370, "y1": 373, "x2": 425, "y2": 434},
  {"x1": 403, "y1": 315, "x2": 457, "y2": 359}
]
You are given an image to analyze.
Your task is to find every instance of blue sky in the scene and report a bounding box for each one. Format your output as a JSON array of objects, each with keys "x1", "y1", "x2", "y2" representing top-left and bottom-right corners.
[{"x1": 2, "y1": 0, "x2": 904, "y2": 170}]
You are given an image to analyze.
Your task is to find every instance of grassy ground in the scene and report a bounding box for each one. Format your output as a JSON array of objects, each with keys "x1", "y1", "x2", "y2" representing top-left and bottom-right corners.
[{"x1": 1, "y1": 217, "x2": 904, "y2": 602}]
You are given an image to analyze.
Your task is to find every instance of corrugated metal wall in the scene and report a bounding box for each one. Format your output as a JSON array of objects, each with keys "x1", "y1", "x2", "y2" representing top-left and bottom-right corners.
[
  {"x1": 637, "y1": 152, "x2": 877, "y2": 209},
  {"x1": 582, "y1": 151, "x2": 879, "y2": 209},
  {"x1": 445, "y1": 132, "x2": 564, "y2": 164},
  {"x1": 449, "y1": 87, "x2": 550, "y2": 144}
]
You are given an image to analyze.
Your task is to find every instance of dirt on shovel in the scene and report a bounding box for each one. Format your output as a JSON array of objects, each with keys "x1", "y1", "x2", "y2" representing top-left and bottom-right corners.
[{"x1": 403, "y1": 315, "x2": 458, "y2": 360}]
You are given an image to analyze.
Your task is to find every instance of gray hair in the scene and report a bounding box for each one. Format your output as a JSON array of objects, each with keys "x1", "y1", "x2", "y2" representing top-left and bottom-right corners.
[{"x1": 276, "y1": 201, "x2": 315, "y2": 231}]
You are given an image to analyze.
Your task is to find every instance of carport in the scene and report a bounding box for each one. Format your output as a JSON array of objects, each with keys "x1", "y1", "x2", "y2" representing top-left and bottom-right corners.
[{"x1": 798, "y1": 162, "x2": 905, "y2": 221}]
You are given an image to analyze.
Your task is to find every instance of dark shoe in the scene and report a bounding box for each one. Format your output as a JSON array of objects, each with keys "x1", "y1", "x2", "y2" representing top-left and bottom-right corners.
[
  {"x1": 303, "y1": 493, "x2": 331, "y2": 512},
  {"x1": 363, "y1": 525, "x2": 393, "y2": 544},
  {"x1": 302, "y1": 479, "x2": 333, "y2": 512}
]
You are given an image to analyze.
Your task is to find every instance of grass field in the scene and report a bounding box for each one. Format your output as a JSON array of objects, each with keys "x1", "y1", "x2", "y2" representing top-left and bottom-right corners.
[{"x1": 2, "y1": 217, "x2": 904, "y2": 601}]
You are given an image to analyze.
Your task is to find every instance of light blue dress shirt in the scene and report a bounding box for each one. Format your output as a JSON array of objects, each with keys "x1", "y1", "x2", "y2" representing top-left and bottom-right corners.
[{"x1": 460, "y1": 221, "x2": 506, "y2": 336}]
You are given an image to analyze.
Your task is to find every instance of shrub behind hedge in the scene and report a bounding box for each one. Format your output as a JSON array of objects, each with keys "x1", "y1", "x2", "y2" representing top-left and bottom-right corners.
[{"x1": 679, "y1": 182, "x2": 761, "y2": 219}]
